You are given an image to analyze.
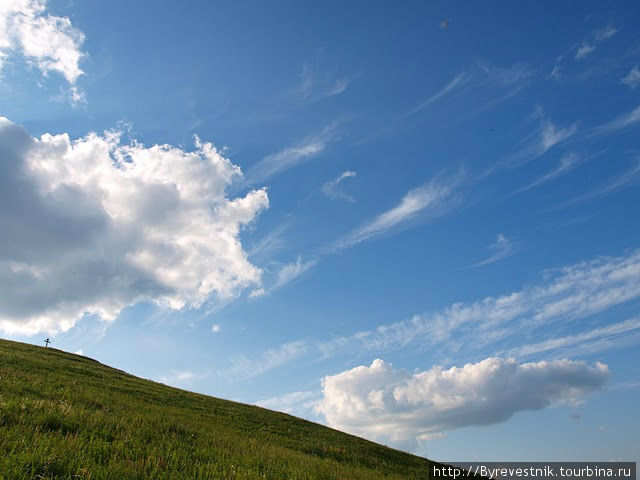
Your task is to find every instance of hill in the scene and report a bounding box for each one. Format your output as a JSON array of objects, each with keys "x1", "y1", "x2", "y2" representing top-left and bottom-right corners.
[{"x1": 0, "y1": 338, "x2": 439, "y2": 479}]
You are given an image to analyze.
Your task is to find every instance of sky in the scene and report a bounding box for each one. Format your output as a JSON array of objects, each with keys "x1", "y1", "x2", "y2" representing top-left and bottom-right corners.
[{"x1": 1, "y1": 0, "x2": 640, "y2": 463}]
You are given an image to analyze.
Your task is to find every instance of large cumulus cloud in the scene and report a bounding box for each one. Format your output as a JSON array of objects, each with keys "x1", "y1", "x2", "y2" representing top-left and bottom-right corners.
[
  {"x1": 318, "y1": 357, "x2": 609, "y2": 446},
  {"x1": 0, "y1": 117, "x2": 268, "y2": 335}
]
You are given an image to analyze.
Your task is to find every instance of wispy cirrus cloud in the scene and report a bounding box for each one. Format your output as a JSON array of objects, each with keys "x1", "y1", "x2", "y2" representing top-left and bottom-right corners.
[
  {"x1": 249, "y1": 256, "x2": 317, "y2": 298},
  {"x1": 550, "y1": 24, "x2": 620, "y2": 81},
  {"x1": 504, "y1": 109, "x2": 577, "y2": 168},
  {"x1": 357, "y1": 62, "x2": 531, "y2": 147},
  {"x1": 297, "y1": 62, "x2": 314, "y2": 100},
  {"x1": 465, "y1": 233, "x2": 517, "y2": 269},
  {"x1": 253, "y1": 173, "x2": 461, "y2": 295},
  {"x1": 514, "y1": 152, "x2": 582, "y2": 194},
  {"x1": 552, "y1": 158, "x2": 640, "y2": 210},
  {"x1": 296, "y1": 54, "x2": 350, "y2": 102},
  {"x1": 321, "y1": 170, "x2": 357, "y2": 202},
  {"x1": 236, "y1": 249, "x2": 640, "y2": 380},
  {"x1": 320, "y1": 249, "x2": 640, "y2": 359},
  {"x1": 406, "y1": 72, "x2": 469, "y2": 116},
  {"x1": 595, "y1": 104, "x2": 640, "y2": 133},
  {"x1": 539, "y1": 115, "x2": 578, "y2": 153},
  {"x1": 575, "y1": 24, "x2": 618, "y2": 60},
  {"x1": 621, "y1": 65, "x2": 640, "y2": 89},
  {"x1": 595, "y1": 24, "x2": 619, "y2": 42},
  {"x1": 326, "y1": 78, "x2": 349, "y2": 97},
  {"x1": 222, "y1": 340, "x2": 309, "y2": 380},
  {"x1": 548, "y1": 64, "x2": 562, "y2": 80},
  {"x1": 407, "y1": 62, "x2": 532, "y2": 118},
  {"x1": 246, "y1": 123, "x2": 339, "y2": 185},
  {"x1": 335, "y1": 176, "x2": 461, "y2": 250},
  {"x1": 506, "y1": 317, "x2": 640, "y2": 358},
  {"x1": 255, "y1": 390, "x2": 321, "y2": 417},
  {"x1": 272, "y1": 257, "x2": 317, "y2": 291},
  {"x1": 478, "y1": 61, "x2": 533, "y2": 87},
  {"x1": 248, "y1": 223, "x2": 288, "y2": 261},
  {"x1": 158, "y1": 369, "x2": 211, "y2": 389},
  {"x1": 575, "y1": 43, "x2": 595, "y2": 60}
]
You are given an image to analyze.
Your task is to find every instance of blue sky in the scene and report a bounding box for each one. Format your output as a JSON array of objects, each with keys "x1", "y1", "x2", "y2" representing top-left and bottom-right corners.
[{"x1": 1, "y1": 0, "x2": 640, "y2": 462}]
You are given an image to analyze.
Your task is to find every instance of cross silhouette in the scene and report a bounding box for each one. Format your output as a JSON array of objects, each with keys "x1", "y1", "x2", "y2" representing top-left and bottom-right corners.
[{"x1": 44, "y1": 338, "x2": 50, "y2": 348}]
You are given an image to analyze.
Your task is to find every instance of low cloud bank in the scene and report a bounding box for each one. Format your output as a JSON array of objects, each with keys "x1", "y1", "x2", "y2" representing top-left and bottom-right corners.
[{"x1": 318, "y1": 357, "x2": 609, "y2": 446}]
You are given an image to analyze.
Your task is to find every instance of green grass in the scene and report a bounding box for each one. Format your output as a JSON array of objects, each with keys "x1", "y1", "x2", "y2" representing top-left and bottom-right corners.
[{"x1": 0, "y1": 338, "x2": 442, "y2": 479}]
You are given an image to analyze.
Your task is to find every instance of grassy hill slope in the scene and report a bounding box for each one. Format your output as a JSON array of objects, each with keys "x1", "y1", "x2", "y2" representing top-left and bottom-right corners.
[{"x1": 0, "y1": 339, "x2": 438, "y2": 479}]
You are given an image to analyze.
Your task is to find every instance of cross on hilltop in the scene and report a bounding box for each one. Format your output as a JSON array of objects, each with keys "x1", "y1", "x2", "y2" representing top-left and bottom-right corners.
[{"x1": 44, "y1": 338, "x2": 50, "y2": 348}]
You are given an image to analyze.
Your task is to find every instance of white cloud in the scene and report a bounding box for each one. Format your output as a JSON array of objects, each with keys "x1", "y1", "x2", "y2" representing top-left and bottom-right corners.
[
  {"x1": 317, "y1": 249, "x2": 640, "y2": 359},
  {"x1": 327, "y1": 77, "x2": 349, "y2": 96},
  {"x1": 74, "y1": 348, "x2": 83, "y2": 356},
  {"x1": 318, "y1": 357, "x2": 608, "y2": 446},
  {"x1": 621, "y1": 66, "x2": 640, "y2": 89},
  {"x1": 253, "y1": 142, "x2": 323, "y2": 179},
  {"x1": 408, "y1": 72, "x2": 469, "y2": 116},
  {"x1": 596, "y1": 104, "x2": 640, "y2": 133},
  {"x1": 507, "y1": 110, "x2": 577, "y2": 166},
  {"x1": 336, "y1": 177, "x2": 460, "y2": 249},
  {"x1": 574, "y1": 24, "x2": 617, "y2": 61},
  {"x1": 478, "y1": 62, "x2": 532, "y2": 87},
  {"x1": 265, "y1": 174, "x2": 459, "y2": 294},
  {"x1": 297, "y1": 62, "x2": 314, "y2": 100},
  {"x1": 516, "y1": 152, "x2": 581, "y2": 193},
  {"x1": 253, "y1": 176, "x2": 458, "y2": 296},
  {"x1": 159, "y1": 369, "x2": 210, "y2": 388},
  {"x1": 595, "y1": 24, "x2": 618, "y2": 42},
  {"x1": 237, "y1": 250, "x2": 640, "y2": 380},
  {"x1": 249, "y1": 287, "x2": 266, "y2": 298},
  {"x1": 296, "y1": 56, "x2": 349, "y2": 101},
  {"x1": 321, "y1": 170, "x2": 356, "y2": 202},
  {"x1": 609, "y1": 380, "x2": 640, "y2": 391},
  {"x1": 246, "y1": 123, "x2": 338, "y2": 184},
  {"x1": 223, "y1": 340, "x2": 309, "y2": 380},
  {"x1": 549, "y1": 65, "x2": 562, "y2": 80},
  {"x1": 0, "y1": 0, "x2": 86, "y2": 100},
  {"x1": 548, "y1": 24, "x2": 618, "y2": 82},
  {"x1": 248, "y1": 223, "x2": 288, "y2": 261},
  {"x1": 405, "y1": 62, "x2": 531, "y2": 120},
  {"x1": 175, "y1": 370, "x2": 196, "y2": 381},
  {"x1": 553, "y1": 159, "x2": 640, "y2": 209},
  {"x1": 50, "y1": 84, "x2": 86, "y2": 107},
  {"x1": 0, "y1": 117, "x2": 269, "y2": 335},
  {"x1": 211, "y1": 323, "x2": 220, "y2": 333},
  {"x1": 576, "y1": 43, "x2": 595, "y2": 60},
  {"x1": 466, "y1": 233, "x2": 516, "y2": 268},
  {"x1": 507, "y1": 317, "x2": 640, "y2": 358},
  {"x1": 272, "y1": 256, "x2": 317, "y2": 291},
  {"x1": 540, "y1": 116, "x2": 577, "y2": 152},
  {"x1": 256, "y1": 390, "x2": 320, "y2": 417}
]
